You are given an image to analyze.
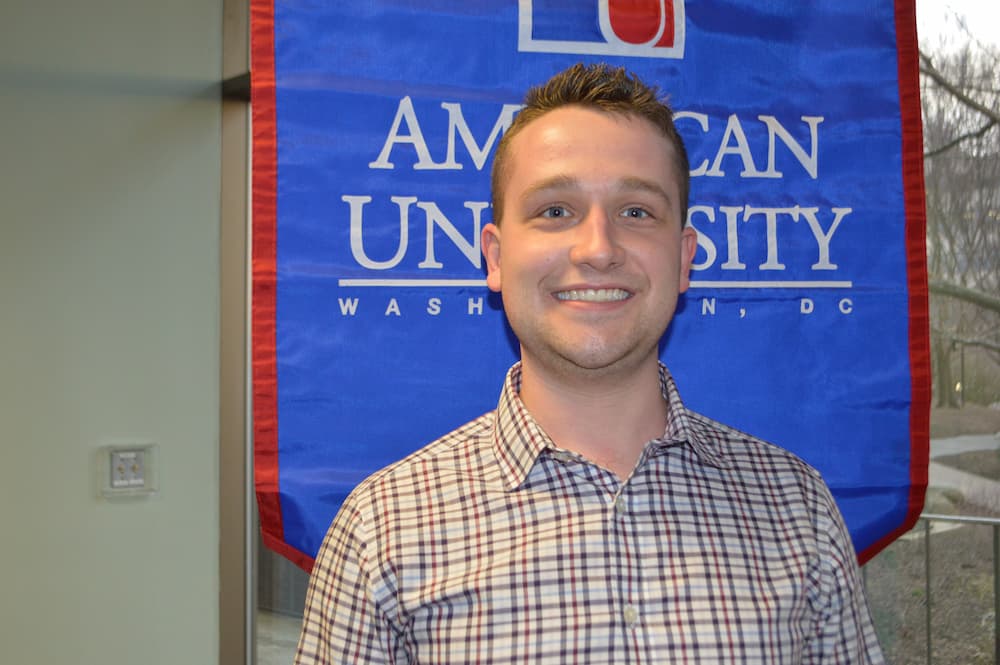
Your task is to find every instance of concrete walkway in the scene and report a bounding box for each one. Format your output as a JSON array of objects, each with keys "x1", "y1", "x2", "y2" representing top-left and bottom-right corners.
[
  {"x1": 929, "y1": 433, "x2": 1000, "y2": 513},
  {"x1": 931, "y1": 433, "x2": 1000, "y2": 458}
]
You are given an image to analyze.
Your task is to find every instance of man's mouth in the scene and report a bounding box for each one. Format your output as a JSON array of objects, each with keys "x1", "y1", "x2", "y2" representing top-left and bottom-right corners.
[{"x1": 554, "y1": 288, "x2": 631, "y2": 303}]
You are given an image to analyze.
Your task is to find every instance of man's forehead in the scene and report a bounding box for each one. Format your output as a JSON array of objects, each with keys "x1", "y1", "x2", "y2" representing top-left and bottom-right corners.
[
  {"x1": 508, "y1": 107, "x2": 676, "y2": 163},
  {"x1": 505, "y1": 110, "x2": 679, "y2": 189}
]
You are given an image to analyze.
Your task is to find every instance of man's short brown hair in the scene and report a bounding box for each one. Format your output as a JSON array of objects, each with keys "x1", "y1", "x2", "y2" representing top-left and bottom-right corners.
[{"x1": 490, "y1": 63, "x2": 691, "y2": 225}]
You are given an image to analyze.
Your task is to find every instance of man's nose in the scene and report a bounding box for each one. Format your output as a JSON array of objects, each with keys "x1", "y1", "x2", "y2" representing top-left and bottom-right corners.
[{"x1": 568, "y1": 208, "x2": 625, "y2": 270}]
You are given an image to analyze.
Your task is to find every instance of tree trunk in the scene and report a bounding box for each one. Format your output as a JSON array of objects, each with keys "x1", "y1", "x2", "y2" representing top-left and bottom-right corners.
[{"x1": 932, "y1": 335, "x2": 959, "y2": 408}]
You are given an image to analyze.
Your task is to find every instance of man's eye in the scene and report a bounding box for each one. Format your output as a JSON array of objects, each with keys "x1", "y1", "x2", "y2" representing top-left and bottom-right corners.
[
  {"x1": 541, "y1": 206, "x2": 570, "y2": 218},
  {"x1": 621, "y1": 207, "x2": 651, "y2": 219}
]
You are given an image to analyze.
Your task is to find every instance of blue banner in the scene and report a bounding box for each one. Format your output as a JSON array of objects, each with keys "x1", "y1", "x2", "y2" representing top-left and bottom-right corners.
[{"x1": 252, "y1": 0, "x2": 930, "y2": 570}]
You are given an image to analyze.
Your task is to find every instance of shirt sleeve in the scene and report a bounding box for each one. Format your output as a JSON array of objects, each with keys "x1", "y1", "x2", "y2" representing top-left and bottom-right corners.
[
  {"x1": 294, "y1": 498, "x2": 397, "y2": 665},
  {"x1": 803, "y1": 482, "x2": 886, "y2": 665}
]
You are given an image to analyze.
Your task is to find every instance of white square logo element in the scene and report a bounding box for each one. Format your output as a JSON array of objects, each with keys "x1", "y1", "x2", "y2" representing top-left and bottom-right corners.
[{"x1": 518, "y1": 0, "x2": 686, "y2": 59}]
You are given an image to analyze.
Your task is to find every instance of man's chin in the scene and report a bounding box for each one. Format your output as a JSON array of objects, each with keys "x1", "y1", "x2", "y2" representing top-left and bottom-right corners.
[{"x1": 546, "y1": 342, "x2": 658, "y2": 376}]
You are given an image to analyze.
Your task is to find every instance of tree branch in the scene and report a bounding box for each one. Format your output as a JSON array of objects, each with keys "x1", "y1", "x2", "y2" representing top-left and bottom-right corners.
[
  {"x1": 924, "y1": 119, "x2": 997, "y2": 158},
  {"x1": 920, "y1": 50, "x2": 1000, "y2": 125},
  {"x1": 929, "y1": 279, "x2": 1000, "y2": 314}
]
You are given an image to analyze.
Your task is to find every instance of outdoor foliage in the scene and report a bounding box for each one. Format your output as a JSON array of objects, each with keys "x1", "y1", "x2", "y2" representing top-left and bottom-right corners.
[{"x1": 921, "y1": 37, "x2": 1000, "y2": 407}]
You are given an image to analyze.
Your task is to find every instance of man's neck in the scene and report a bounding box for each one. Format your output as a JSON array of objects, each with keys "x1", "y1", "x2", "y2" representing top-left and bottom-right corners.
[{"x1": 518, "y1": 356, "x2": 667, "y2": 481}]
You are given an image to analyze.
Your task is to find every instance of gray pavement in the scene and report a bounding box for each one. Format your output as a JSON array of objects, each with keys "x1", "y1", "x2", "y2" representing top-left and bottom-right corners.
[
  {"x1": 928, "y1": 433, "x2": 1000, "y2": 513},
  {"x1": 930, "y1": 433, "x2": 1000, "y2": 458}
]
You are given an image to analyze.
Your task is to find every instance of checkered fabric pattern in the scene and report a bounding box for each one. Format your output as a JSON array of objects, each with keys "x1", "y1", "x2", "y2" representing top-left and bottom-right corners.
[{"x1": 295, "y1": 363, "x2": 884, "y2": 664}]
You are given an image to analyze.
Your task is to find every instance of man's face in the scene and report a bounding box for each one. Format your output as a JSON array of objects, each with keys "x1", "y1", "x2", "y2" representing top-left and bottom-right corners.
[{"x1": 482, "y1": 106, "x2": 697, "y2": 380}]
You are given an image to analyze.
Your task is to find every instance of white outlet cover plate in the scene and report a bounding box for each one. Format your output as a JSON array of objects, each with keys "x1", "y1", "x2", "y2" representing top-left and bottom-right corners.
[{"x1": 99, "y1": 442, "x2": 158, "y2": 498}]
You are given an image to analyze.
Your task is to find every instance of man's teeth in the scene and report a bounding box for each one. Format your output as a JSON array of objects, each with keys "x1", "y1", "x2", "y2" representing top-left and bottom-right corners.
[{"x1": 555, "y1": 288, "x2": 630, "y2": 302}]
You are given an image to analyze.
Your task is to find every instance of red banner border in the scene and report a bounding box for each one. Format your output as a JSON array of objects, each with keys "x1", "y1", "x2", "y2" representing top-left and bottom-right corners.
[
  {"x1": 858, "y1": 0, "x2": 930, "y2": 565},
  {"x1": 251, "y1": 0, "x2": 315, "y2": 572}
]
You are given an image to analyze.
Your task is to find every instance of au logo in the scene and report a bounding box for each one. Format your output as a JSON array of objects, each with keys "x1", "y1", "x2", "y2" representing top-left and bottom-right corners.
[{"x1": 518, "y1": 0, "x2": 685, "y2": 59}]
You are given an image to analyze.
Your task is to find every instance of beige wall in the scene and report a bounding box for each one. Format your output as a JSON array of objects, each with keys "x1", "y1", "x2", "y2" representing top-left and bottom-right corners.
[{"x1": 0, "y1": 2, "x2": 224, "y2": 663}]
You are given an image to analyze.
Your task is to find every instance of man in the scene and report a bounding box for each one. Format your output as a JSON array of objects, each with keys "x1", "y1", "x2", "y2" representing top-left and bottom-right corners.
[{"x1": 295, "y1": 63, "x2": 884, "y2": 664}]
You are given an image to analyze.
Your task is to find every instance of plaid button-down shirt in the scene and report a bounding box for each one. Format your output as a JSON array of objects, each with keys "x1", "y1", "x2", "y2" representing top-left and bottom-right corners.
[{"x1": 295, "y1": 364, "x2": 884, "y2": 664}]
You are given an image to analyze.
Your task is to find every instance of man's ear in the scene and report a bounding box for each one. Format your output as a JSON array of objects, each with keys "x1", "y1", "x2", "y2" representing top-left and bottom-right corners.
[
  {"x1": 678, "y1": 226, "x2": 697, "y2": 294},
  {"x1": 482, "y1": 223, "x2": 502, "y2": 293}
]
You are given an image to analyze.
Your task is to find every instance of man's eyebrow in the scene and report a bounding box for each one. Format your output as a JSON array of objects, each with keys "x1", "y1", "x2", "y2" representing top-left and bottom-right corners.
[
  {"x1": 519, "y1": 175, "x2": 582, "y2": 202},
  {"x1": 520, "y1": 175, "x2": 674, "y2": 207},
  {"x1": 617, "y1": 176, "x2": 674, "y2": 206}
]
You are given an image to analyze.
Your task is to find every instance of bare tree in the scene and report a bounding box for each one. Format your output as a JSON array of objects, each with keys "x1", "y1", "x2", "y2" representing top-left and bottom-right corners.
[{"x1": 920, "y1": 41, "x2": 1000, "y2": 406}]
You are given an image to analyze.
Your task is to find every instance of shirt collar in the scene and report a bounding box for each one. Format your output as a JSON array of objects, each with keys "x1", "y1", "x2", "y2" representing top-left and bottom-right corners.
[
  {"x1": 654, "y1": 363, "x2": 732, "y2": 470},
  {"x1": 492, "y1": 362, "x2": 731, "y2": 490},
  {"x1": 492, "y1": 363, "x2": 552, "y2": 490}
]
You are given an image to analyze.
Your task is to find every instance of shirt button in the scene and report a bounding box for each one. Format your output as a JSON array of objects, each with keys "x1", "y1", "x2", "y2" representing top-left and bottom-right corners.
[
  {"x1": 623, "y1": 604, "x2": 639, "y2": 627},
  {"x1": 614, "y1": 497, "x2": 627, "y2": 515}
]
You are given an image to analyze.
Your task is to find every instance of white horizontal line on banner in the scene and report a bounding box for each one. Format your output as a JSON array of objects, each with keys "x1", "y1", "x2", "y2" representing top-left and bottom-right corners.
[
  {"x1": 338, "y1": 279, "x2": 488, "y2": 287},
  {"x1": 337, "y1": 279, "x2": 854, "y2": 289},
  {"x1": 690, "y1": 281, "x2": 853, "y2": 289}
]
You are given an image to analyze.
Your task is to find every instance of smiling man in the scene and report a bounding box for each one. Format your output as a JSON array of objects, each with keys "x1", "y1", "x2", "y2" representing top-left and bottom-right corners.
[
  {"x1": 295, "y1": 63, "x2": 884, "y2": 664},
  {"x1": 481, "y1": 98, "x2": 696, "y2": 481}
]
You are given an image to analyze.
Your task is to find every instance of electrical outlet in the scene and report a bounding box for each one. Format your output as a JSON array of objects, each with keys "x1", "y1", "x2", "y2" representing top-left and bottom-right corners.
[
  {"x1": 110, "y1": 449, "x2": 146, "y2": 488},
  {"x1": 100, "y1": 443, "x2": 158, "y2": 498}
]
